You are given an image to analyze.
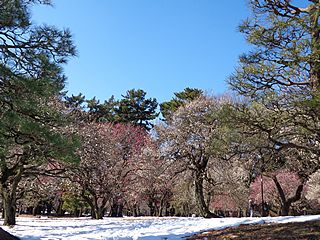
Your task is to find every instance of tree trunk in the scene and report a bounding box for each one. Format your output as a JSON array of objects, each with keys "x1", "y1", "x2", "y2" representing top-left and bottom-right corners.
[
  {"x1": 110, "y1": 203, "x2": 116, "y2": 217},
  {"x1": 81, "y1": 192, "x2": 105, "y2": 219},
  {"x1": 32, "y1": 206, "x2": 37, "y2": 216},
  {"x1": 0, "y1": 165, "x2": 23, "y2": 226},
  {"x1": 310, "y1": 4, "x2": 320, "y2": 91},
  {"x1": 93, "y1": 207, "x2": 104, "y2": 219},
  {"x1": 194, "y1": 171, "x2": 218, "y2": 218},
  {"x1": 132, "y1": 204, "x2": 138, "y2": 217},
  {"x1": 2, "y1": 191, "x2": 17, "y2": 226},
  {"x1": 92, "y1": 198, "x2": 104, "y2": 219},
  {"x1": 89, "y1": 202, "x2": 103, "y2": 219},
  {"x1": 280, "y1": 202, "x2": 291, "y2": 216},
  {"x1": 53, "y1": 196, "x2": 64, "y2": 216},
  {"x1": 272, "y1": 176, "x2": 304, "y2": 216},
  {"x1": 46, "y1": 202, "x2": 53, "y2": 216},
  {"x1": 148, "y1": 200, "x2": 156, "y2": 216},
  {"x1": 110, "y1": 203, "x2": 123, "y2": 217},
  {"x1": 1, "y1": 176, "x2": 21, "y2": 226}
]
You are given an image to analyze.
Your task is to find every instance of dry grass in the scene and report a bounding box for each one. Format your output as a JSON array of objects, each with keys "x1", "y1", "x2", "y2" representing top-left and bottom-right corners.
[{"x1": 187, "y1": 220, "x2": 320, "y2": 240}]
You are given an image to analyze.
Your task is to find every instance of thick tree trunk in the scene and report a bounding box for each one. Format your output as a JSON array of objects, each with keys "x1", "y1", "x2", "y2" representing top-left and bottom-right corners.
[
  {"x1": 93, "y1": 207, "x2": 104, "y2": 219},
  {"x1": 2, "y1": 192, "x2": 16, "y2": 226},
  {"x1": 81, "y1": 192, "x2": 105, "y2": 219},
  {"x1": 272, "y1": 176, "x2": 304, "y2": 216},
  {"x1": 280, "y1": 203, "x2": 291, "y2": 216},
  {"x1": 0, "y1": 165, "x2": 23, "y2": 226},
  {"x1": 194, "y1": 172, "x2": 218, "y2": 218},
  {"x1": 158, "y1": 192, "x2": 171, "y2": 217},
  {"x1": 1, "y1": 180, "x2": 21, "y2": 226},
  {"x1": 56, "y1": 205, "x2": 64, "y2": 216},
  {"x1": 88, "y1": 203, "x2": 103, "y2": 220},
  {"x1": 92, "y1": 199, "x2": 104, "y2": 219}
]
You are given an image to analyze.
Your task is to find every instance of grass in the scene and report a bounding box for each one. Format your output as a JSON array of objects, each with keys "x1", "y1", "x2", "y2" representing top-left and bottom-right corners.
[{"x1": 186, "y1": 220, "x2": 320, "y2": 240}]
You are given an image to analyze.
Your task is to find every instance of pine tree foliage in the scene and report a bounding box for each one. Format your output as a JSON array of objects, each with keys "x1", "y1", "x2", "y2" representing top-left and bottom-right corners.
[
  {"x1": 227, "y1": 0, "x2": 320, "y2": 215},
  {"x1": 160, "y1": 87, "x2": 203, "y2": 121},
  {"x1": 229, "y1": 0, "x2": 320, "y2": 97},
  {"x1": 0, "y1": 0, "x2": 77, "y2": 225},
  {"x1": 116, "y1": 89, "x2": 158, "y2": 130}
]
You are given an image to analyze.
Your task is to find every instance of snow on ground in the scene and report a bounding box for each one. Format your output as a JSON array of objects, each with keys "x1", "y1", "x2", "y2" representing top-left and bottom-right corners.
[{"x1": 2, "y1": 215, "x2": 320, "y2": 240}]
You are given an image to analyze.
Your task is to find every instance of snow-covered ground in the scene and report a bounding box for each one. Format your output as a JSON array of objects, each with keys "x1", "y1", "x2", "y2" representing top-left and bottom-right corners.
[{"x1": 2, "y1": 215, "x2": 320, "y2": 240}]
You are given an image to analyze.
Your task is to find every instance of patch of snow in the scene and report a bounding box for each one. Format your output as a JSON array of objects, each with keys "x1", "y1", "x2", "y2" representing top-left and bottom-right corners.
[{"x1": 2, "y1": 215, "x2": 320, "y2": 240}]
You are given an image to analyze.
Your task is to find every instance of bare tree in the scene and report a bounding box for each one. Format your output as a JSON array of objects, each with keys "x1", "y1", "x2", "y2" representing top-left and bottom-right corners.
[
  {"x1": 130, "y1": 142, "x2": 176, "y2": 217},
  {"x1": 156, "y1": 95, "x2": 235, "y2": 218},
  {"x1": 68, "y1": 122, "x2": 147, "y2": 219}
]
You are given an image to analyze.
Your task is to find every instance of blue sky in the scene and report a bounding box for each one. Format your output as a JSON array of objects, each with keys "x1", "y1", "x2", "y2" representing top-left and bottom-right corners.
[{"x1": 32, "y1": 0, "x2": 250, "y2": 103}]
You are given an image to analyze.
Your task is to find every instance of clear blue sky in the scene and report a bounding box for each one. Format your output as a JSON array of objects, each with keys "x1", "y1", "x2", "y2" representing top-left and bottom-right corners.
[{"x1": 32, "y1": 0, "x2": 250, "y2": 103}]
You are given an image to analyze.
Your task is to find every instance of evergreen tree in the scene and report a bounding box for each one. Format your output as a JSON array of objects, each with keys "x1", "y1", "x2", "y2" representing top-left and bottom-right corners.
[
  {"x1": 116, "y1": 89, "x2": 158, "y2": 130},
  {"x1": 65, "y1": 93, "x2": 87, "y2": 121},
  {"x1": 86, "y1": 96, "x2": 100, "y2": 114},
  {"x1": 0, "y1": 0, "x2": 77, "y2": 225},
  {"x1": 86, "y1": 95, "x2": 119, "y2": 122},
  {"x1": 160, "y1": 87, "x2": 203, "y2": 121},
  {"x1": 65, "y1": 94, "x2": 119, "y2": 123},
  {"x1": 228, "y1": 0, "x2": 320, "y2": 97},
  {"x1": 227, "y1": 0, "x2": 320, "y2": 215},
  {"x1": 97, "y1": 96, "x2": 119, "y2": 122},
  {"x1": 65, "y1": 93, "x2": 86, "y2": 111}
]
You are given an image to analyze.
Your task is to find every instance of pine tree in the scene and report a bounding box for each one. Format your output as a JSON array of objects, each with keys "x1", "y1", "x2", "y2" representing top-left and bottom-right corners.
[
  {"x1": 160, "y1": 88, "x2": 203, "y2": 121},
  {"x1": 227, "y1": 0, "x2": 320, "y2": 216},
  {"x1": 0, "y1": 0, "x2": 77, "y2": 225},
  {"x1": 229, "y1": 0, "x2": 320, "y2": 97},
  {"x1": 116, "y1": 89, "x2": 159, "y2": 130}
]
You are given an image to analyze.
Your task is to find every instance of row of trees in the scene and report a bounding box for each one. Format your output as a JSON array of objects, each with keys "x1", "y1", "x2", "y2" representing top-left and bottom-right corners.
[
  {"x1": 7, "y1": 87, "x2": 319, "y2": 222},
  {"x1": 0, "y1": 0, "x2": 319, "y2": 226}
]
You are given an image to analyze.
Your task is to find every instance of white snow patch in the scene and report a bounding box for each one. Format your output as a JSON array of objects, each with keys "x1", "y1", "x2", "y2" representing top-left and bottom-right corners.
[{"x1": 2, "y1": 215, "x2": 320, "y2": 240}]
